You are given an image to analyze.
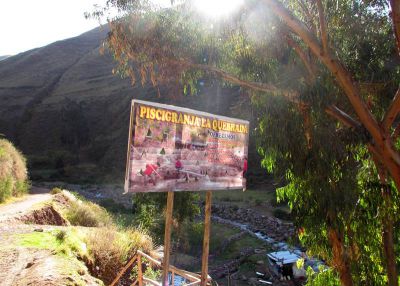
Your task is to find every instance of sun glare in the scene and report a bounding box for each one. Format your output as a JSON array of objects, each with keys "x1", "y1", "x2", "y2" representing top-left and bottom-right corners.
[{"x1": 194, "y1": 0, "x2": 243, "y2": 18}]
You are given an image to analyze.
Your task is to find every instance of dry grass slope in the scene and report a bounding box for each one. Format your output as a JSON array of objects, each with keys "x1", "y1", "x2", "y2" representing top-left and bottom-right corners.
[
  {"x1": 0, "y1": 139, "x2": 29, "y2": 202},
  {"x1": 59, "y1": 191, "x2": 153, "y2": 283}
]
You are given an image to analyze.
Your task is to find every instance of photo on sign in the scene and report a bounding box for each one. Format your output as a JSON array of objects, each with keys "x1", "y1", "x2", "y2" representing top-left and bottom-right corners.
[{"x1": 124, "y1": 100, "x2": 249, "y2": 193}]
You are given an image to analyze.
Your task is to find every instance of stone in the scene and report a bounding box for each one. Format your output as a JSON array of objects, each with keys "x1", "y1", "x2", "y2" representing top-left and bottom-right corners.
[{"x1": 256, "y1": 260, "x2": 264, "y2": 265}]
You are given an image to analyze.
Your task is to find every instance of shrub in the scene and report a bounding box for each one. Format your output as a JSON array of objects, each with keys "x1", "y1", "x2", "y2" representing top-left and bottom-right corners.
[
  {"x1": 100, "y1": 198, "x2": 129, "y2": 214},
  {"x1": 85, "y1": 226, "x2": 153, "y2": 284},
  {"x1": 306, "y1": 267, "x2": 340, "y2": 286},
  {"x1": 51, "y1": 187, "x2": 63, "y2": 195},
  {"x1": 0, "y1": 139, "x2": 29, "y2": 202},
  {"x1": 254, "y1": 199, "x2": 263, "y2": 206},
  {"x1": 55, "y1": 229, "x2": 67, "y2": 242},
  {"x1": 65, "y1": 200, "x2": 113, "y2": 227},
  {"x1": 269, "y1": 197, "x2": 287, "y2": 207},
  {"x1": 273, "y1": 208, "x2": 292, "y2": 220}
]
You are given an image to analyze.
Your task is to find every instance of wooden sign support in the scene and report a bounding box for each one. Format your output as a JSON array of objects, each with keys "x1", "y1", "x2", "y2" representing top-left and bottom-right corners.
[
  {"x1": 201, "y1": 191, "x2": 212, "y2": 286},
  {"x1": 162, "y1": 191, "x2": 174, "y2": 286}
]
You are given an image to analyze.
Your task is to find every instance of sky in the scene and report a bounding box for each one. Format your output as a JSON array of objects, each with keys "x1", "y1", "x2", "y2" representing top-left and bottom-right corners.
[
  {"x1": 0, "y1": 0, "x2": 239, "y2": 56},
  {"x1": 0, "y1": 0, "x2": 111, "y2": 56}
]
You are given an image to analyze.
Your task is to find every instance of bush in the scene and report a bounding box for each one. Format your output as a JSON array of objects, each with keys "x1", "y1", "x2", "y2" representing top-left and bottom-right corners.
[
  {"x1": 306, "y1": 267, "x2": 340, "y2": 286},
  {"x1": 273, "y1": 208, "x2": 292, "y2": 220},
  {"x1": 269, "y1": 197, "x2": 287, "y2": 207},
  {"x1": 51, "y1": 187, "x2": 63, "y2": 195},
  {"x1": 0, "y1": 139, "x2": 29, "y2": 202},
  {"x1": 85, "y1": 226, "x2": 153, "y2": 284},
  {"x1": 254, "y1": 199, "x2": 263, "y2": 206},
  {"x1": 100, "y1": 198, "x2": 129, "y2": 214},
  {"x1": 65, "y1": 200, "x2": 113, "y2": 227}
]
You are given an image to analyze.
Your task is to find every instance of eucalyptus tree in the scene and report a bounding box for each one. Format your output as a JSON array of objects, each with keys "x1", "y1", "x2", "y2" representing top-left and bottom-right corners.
[{"x1": 89, "y1": 0, "x2": 400, "y2": 285}]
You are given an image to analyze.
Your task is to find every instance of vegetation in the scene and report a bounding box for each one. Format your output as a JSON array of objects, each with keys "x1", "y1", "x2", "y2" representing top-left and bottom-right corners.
[
  {"x1": 85, "y1": 226, "x2": 152, "y2": 284},
  {"x1": 0, "y1": 139, "x2": 29, "y2": 202},
  {"x1": 306, "y1": 267, "x2": 341, "y2": 286},
  {"x1": 65, "y1": 199, "x2": 114, "y2": 227},
  {"x1": 16, "y1": 229, "x2": 88, "y2": 258},
  {"x1": 131, "y1": 192, "x2": 200, "y2": 244},
  {"x1": 50, "y1": 187, "x2": 63, "y2": 195}
]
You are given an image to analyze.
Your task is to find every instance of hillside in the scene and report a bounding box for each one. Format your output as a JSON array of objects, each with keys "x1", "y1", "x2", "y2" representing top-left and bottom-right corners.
[
  {"x1": 0, "y1": 55, "x2": 10, "y2": 61},
  {"x1": 0, "y1": 27, "x2": 261, "y2": 183}
]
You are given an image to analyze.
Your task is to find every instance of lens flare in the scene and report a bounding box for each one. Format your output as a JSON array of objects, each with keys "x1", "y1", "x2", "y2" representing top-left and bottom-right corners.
[{"x1": 194, "y1": 0, "x2": 243, "y2": 18}]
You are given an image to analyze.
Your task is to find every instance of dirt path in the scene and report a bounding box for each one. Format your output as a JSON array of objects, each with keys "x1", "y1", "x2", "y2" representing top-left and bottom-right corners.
[{"x1": 0, "y1": 186, "x2": 51, "y2": 223}]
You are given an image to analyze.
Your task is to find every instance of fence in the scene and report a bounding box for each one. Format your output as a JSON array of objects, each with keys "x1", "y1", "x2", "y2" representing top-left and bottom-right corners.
[{"x1": 110, "y1": 250, "x2": 211, "y2": 286}]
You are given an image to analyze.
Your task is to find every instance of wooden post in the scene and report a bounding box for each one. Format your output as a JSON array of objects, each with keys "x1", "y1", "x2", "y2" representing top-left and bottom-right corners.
[
  {"x1": 162, "y1": 191, "x2": 174, "y2": 286},
  {"x1": 201, "y1": 191, "x2": 212, "y2": 286},
  {"x1": 138, "y1": 254, "x2": 143, "y2": 286}
]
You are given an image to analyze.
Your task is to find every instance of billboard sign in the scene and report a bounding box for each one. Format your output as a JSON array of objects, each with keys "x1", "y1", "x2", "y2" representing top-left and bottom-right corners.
[{"x1": 124, "y1": 100, "x2": 249, "y2": 193}]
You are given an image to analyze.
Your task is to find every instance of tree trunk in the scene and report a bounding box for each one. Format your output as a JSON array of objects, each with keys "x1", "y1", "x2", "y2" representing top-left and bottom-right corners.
[
  {"x1": 382, "y1": 189, "x2": 398, "y2": 286},
  {"x1": 328, "y1": 228, "x2": 354, "y2": 286},
  {"x1": 390, "y1": 0, "x2": 400, "y2": 55},
  {"x1": 372, "y1": 157, "x2": 399, "y2": 286}
]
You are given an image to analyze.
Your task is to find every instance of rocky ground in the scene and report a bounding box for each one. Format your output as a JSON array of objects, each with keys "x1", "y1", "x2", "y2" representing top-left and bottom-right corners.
[{"x1": 211, "y1": 203, "x2": 296, "y2": 243}]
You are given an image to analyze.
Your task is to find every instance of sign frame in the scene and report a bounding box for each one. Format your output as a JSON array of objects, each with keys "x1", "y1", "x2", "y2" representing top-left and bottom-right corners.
[{"x1": 124, "y1": 99, "x2": 250, "y2": 194}]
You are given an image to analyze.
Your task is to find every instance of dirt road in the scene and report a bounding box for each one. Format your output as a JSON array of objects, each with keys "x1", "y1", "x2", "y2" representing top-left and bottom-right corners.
[{"x1": 0, "y1": 186, "x2": 51, "y2": 223}]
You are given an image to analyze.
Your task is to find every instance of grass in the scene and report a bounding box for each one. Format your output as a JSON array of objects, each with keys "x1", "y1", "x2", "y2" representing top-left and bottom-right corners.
[
  {"x1": 51, "y1": 187, "x2": 63, "y2": 195},
  {"x1": 84, "y1": 226, "x2": 152, "y2": 284},
  {"x1": 15, "y1": 228, "x2": 88, "y2": 259},
  {"x1": 207, "y1": 188, "x2": 276, "y2": 209},
  {"x1": 17, "y1": 231, "x2": 61, "y2": 249},
  {"x1": 202, "y1": 188, "x2": 291, "y2": 217},
  {"x1": 0, "y1": 194, "x2": 27, "y2": 205},
  {"x1": 58, "y1": 193, "x2": 153, "y2": 284},
  {"x1": 65, "y1": 200, "x2": 113, "y2": 227},
  {"x1": 218, "y1": 234, "x2": 267, "y2": 261}
]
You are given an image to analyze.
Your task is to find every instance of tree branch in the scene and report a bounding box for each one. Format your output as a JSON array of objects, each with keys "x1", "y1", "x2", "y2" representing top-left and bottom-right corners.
[
  {"x1": 297, "y1": 0, "x2": 317, "y2": 35},
  {"x1": 325, "y1": 105, "x2": 361, "y2": 129},
  {"x1": 119, "y1": 30, "x2": 300, "y2": 101},
  {"x1": 286, "y1": 35, "x2": 316, "y2": 82},
  {"x1": 390, "y1": 0, "x2": 400, "y2": 56},
  {"x1": 394, "y1": 123, "x2": 400, "y2": 140},
  {"x1": 262, "y1": 0, "x2": 383, "y2": 151},
  {"x1": 191, "y1": 62, "x2": 298, "y2": 98},
  {"x1": 316, "y1": 0, "x2": 328, "y2": 53},
  {"x1": 299, "y1": 103, "x2": 313, "y2": 149},
  {"x1": 383, "y1": 86, "x2": 400, "y2": 132}
]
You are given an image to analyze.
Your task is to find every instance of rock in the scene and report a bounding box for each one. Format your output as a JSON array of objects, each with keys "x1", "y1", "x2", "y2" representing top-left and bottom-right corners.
[
  {"x1": 254, "y1": 248, "x2": 265, "y2": 254},
  {"x1": 230, "y1": 272, "x2": 239, "y2": 280},
  {"x1": 248, "y1": 277, "x2": 258, "y2": 286},
  {"x1": 256, "y1": 260, "x2": 264, "y2": 265}
]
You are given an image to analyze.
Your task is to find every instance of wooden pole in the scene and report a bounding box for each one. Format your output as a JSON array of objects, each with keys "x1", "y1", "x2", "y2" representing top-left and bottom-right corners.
[
  {"x1": 201, "y1": 191, "x2": 212, "y2": 286},
  {"x1": 162, "y1": 191, "x2": 174, "y2": 286},
  {"x1": 138, "y1": 254, "x2": 143, "y2": 286}
]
